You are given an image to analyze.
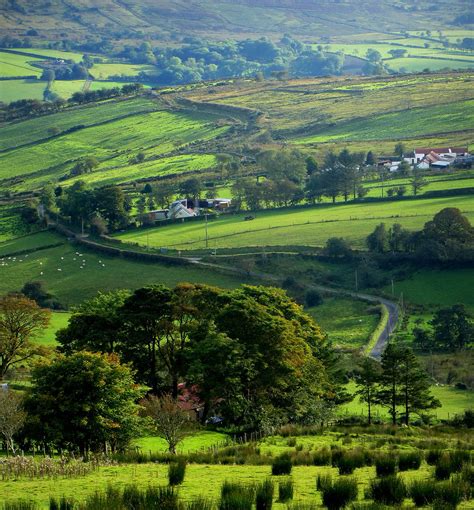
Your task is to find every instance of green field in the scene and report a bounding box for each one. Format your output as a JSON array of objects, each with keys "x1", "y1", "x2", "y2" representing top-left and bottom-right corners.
[
  {"x1": 115, "y1": 195, "x2": 474, "y2": 251},
  {"x1": 308, "y1": 297, "x2": 379, "y2": 350},
  {"x1": 389, "y1": 268, "x2": 474, "y2": 311},
  {"x1": 0, "y1": 98, "x2": 228, "y2": 190},
  {"x1": 9, "y1": 48, "x2": 85, "y2": 61},
  {"x1": 91, "y1": 63, "x2": 155, "y2": 79},
  {"x1": 34, "y1": 311, "x2": 71, "y2": 346},
  {"x1": 341, "y1": 381, "x2": 473, "y2": 420},
  {"x1": 134, "y1": 431, "x2": 229, "y2": 454},
  {"x1": 0, "y1": 232, "x2": 245, "y2": 307},
  {"x1": 0, "y1": 51, "x2": 43, "y2": 77}
]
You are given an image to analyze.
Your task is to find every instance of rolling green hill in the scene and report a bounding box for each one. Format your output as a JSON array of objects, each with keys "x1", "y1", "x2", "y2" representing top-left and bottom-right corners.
[{"x1": 1, "y1": 0, "x2": 471, "y2": 41}]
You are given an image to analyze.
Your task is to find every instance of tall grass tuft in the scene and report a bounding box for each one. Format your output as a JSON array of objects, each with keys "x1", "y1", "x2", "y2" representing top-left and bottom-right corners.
[
  {"x1": 321, "y1": 477, "x2": 358, "y2": 510},
  {"x1": 427, "y1": 449, "x2": 442, "y2": 465},
  {"x1": 398, "y1": 451, "x2": 422, "y2": 471},
  {"x1": 313, "y1": 448, "x2": 332, "y2": 466},
  {"x1": 256, "y1": 479, "x2": 274, "y2": 510},
  {"x1": 278, "y1": 478, "x2": 294, "y2": 502},
  {"x1": 184, "y1": 498, "x2": 215, "y2": 510},
  {"x1": 219, "y1": 481, "x2": 254, "y2": 510},
  {"x1": 271, "y1": 453, "x2": 292, "y2": 475},
  {"x1": 369, "y1": 475, "x2": 406, "y2": 505},
  {"x1": 49, "y1": 498, "x2": 75, "y2": 510},
  {"x1": 168, "y1": 459, "x2": 186, "y2": 486},
  {"x1": 335, "y1": 449, "x2": 366, "y2": 475},
  {"x1": 409, "y1": 479, "x2": 437, "y2": 507},
  {"x1": 316, "y1": 474, "x2": 332, "y2": 492},
  {"x1": 4, "y1": 504, "x2": 39, "y2": 510},
  {"x1": 375, "y1": 454, "x2": 397, "y2": 477}
]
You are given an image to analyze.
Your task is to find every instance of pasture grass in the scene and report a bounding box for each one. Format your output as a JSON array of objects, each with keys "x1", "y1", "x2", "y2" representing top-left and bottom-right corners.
[
  {"x1": 339, "y1": 381, "x2": 474, "y2": 420},
  {"x1": 133, "y1": 432, "x2": 229, "y2": 454},
  {"x1": 115, "y1": 195, "x2": 474, "y2": 251},
  {"x1": 0, "y1": 106, "x2": 227, "y2": 189},
  {"x1": 0, "y1": 233, "x2": 245, "y2": 307},
  {"x1": 0, "y1": 51, "x2": 43, "y2": 77},
  {"x1": 34, "y1": 311, "x2": 71, "y2": 346},
  {"x1": 307, "y1": 298, "x2": 379, "y2": 350},
  {"x1": 388, "y1": 268, "x2": 474, "y2": 311},
  {"x1": 90, "y1": 63, "x2": 155, "y2": 79}
]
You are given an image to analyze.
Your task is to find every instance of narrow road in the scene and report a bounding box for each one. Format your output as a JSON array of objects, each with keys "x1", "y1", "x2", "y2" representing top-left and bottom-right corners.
[{"x1": 187, "y1": 258, "x2": 399, "y2": 359}]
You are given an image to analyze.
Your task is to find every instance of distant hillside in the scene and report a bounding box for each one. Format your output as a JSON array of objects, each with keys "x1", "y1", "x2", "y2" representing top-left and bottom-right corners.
[{"x1": 1, "y1": 0, "x2": 472, "y2": 43}]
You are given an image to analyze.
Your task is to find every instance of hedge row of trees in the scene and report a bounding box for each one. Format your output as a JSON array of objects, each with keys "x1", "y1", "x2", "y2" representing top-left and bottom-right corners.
[{"x1": 366, "y1": 208, "x2": 474, "y2": 262}]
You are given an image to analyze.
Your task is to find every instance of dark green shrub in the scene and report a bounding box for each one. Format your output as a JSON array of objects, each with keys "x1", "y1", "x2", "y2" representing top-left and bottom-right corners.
[
  {"x1": 313, "y1": 448, "x2": 332, "y2": 466},
  {"x1": 449, "y1": 450, "x2": 471, "y2": 471},
  {"x1": 321, "y1": 477, "x2": 358, "y2": 510},
  {"x1": 398, "y1": 451, "x2": 422, "y2": 471},
  {"x1": 409, "y1": 479, "x2": 437, "y2": 507},
  {"x1": 256, "y1": 479, "x2": 274, "y2": 510},
  {"x1": 168, "y1": 459, "x2": 186, "y2": 486},
  {"x1": 272, "y1": 453, "x2": 292, "y2": 475},
  {"x1": 287, "y1": 437, "x2": 297, "y2": 447},
  {"x1": 427, "y1": 449, "x2": 442, "y2": 465},
  {"x1": 369, "y1": 475, "x2": 406, "y2": 505},
  {"x1": 278, "y1": 478, "x2": 294, "y2": 502},
  {"x1": 375, "y1": 454, "x2": 397, "y2": 477}
]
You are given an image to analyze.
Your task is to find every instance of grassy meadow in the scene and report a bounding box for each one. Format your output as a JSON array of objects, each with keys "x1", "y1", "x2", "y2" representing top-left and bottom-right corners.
[
  {"x1": 115, "y1": 195, "x2": 474, "y2": 251},
  {"x1": 0, "y1": 97, "x2": 228, "y2": 190},
  {"x1": 0, "y1": 232, "x2": 246, "y2": 308}
]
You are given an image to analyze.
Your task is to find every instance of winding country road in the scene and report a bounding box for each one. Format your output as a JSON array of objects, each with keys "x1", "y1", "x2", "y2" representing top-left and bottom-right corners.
[{"x1": 187, "y1": 258, "x2": 399, "y2": 359}]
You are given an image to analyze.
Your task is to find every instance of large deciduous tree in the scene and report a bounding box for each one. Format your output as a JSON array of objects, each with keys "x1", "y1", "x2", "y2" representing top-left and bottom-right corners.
[
  {"x1": 25, "y1": 352, "x2": 144, "y2": 455},
  {"x1": 0, "y1": 294, "x2": 50, "y2": 380}
]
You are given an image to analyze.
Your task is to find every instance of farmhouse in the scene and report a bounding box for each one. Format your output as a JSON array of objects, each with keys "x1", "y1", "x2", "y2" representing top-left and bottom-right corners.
[{"x1": 413, "y1": 147, "x2": 469, "y2": 163}]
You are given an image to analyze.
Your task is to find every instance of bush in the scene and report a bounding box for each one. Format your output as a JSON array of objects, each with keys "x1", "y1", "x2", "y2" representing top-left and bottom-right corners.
[
  {"x1": 168, "y1": 459, "x2": 186, "y2": 486},
  {"x1": 369, "y1": 476, "x2": 407, "y2": 505},
  {"x1": 278, "y1": 478, "x2": 294, "y2": 502},
  {"x1": 122, "y1": 484, "x2": 143, "y2": 508},
  {"x1": 409, "y1": 479, "x2": 437, "y2": 507},
  {"x1": 375, "y1": 454, "x2": 397, "y2": 477},
  {"x1": 287, "y1": 437, "x2": 297, "y2": 447},
  {"x1": 272, "y1": 453, "x2": 292, "y2": 475},
  {"x1": 434, "y1": 451, "x2": 468, "y2": 481},
  {"x1": 321, "y1": 477, "x2": 358, "y2": 510},
  {"x1": 256, "y1": 479, "x2": 274, "y2": 510},
  {"x1": 220, "y1": 481, "x2": 254, "y2": 510},
  {"x1": 398, "y1": 451, "x2": 422, "y2": 471}
]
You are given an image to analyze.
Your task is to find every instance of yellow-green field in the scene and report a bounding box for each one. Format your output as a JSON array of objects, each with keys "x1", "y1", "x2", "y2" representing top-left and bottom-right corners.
[{"x1": 115, "y1": 195, "x2": 474, "y2": 251}]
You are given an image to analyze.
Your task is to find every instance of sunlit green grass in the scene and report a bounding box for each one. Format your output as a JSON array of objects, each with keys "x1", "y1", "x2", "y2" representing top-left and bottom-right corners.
[
  {"x1": 134, "y1": 431, "x2": 229, "y2": 454},
  {"x1": 0, "y1": 233, "x2": 245, "y2": 307},
  {"x1": 0, "y1": 51, "x2": 43, "y2": 77},
  {"x1": 115, "y1": 195, "x2": 474, "y2": 251},
  {"x1": 34, "y1": 311, "x2": 71, "y2": 346}
]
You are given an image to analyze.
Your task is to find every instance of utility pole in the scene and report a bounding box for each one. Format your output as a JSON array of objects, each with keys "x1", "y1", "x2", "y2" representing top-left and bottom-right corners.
[
  {"x1": 355, "y1": 269, "x2": 358, "y2": 291},
  {"x1": 205, "y1": 214, "x2": 209, "y2": 249},
  {"x1": 391, "y1": 279, "x2": 394, "y2": 296},
  {"x1": 81, "y1": 217, "x2": 84, "y2": 237},
  {"x1": 146, "y1": 232, "x2": 149, "y2": 251}
]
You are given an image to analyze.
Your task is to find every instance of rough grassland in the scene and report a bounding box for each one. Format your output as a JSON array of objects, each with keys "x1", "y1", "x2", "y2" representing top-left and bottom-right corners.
[
  {"x1": 115, "y1": 195, "x2": 474, "y2": 251},
  {"x1": 0, "y1": 104, "x2": 227, "y2": 190},
  {"x1": 0, "y1": 233, "x2": 245, "y2": 307},
  {"x1": 297, "y1": 99, "x2": 474, "y2": 143}
]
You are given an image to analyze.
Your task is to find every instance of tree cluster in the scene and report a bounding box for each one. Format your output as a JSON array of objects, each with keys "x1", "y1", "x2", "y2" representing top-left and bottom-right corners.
[
  {"x1": 413, "y1": 304, "x2": 473, "y2": 352},
  {"x1": 355, "y1": 345, "x2": 440, "y2": 426},
  {"x1": 57, "y1": 284, "x2": 344, "y2": 430},
  {"x1": 57, "y1": 181, "x2": 130, "y2": 232},
  {"x1": 113, "y1": 36, "x2": 344, "y2": 86},
  {"x1": 366, "y1": 208, "x2": 474, "y2": 261}
]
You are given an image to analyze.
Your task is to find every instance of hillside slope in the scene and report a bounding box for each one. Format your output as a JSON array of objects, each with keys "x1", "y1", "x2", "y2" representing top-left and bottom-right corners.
[{"x1": 1, "y1": 0, "x2": 471, "y2": 41}]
